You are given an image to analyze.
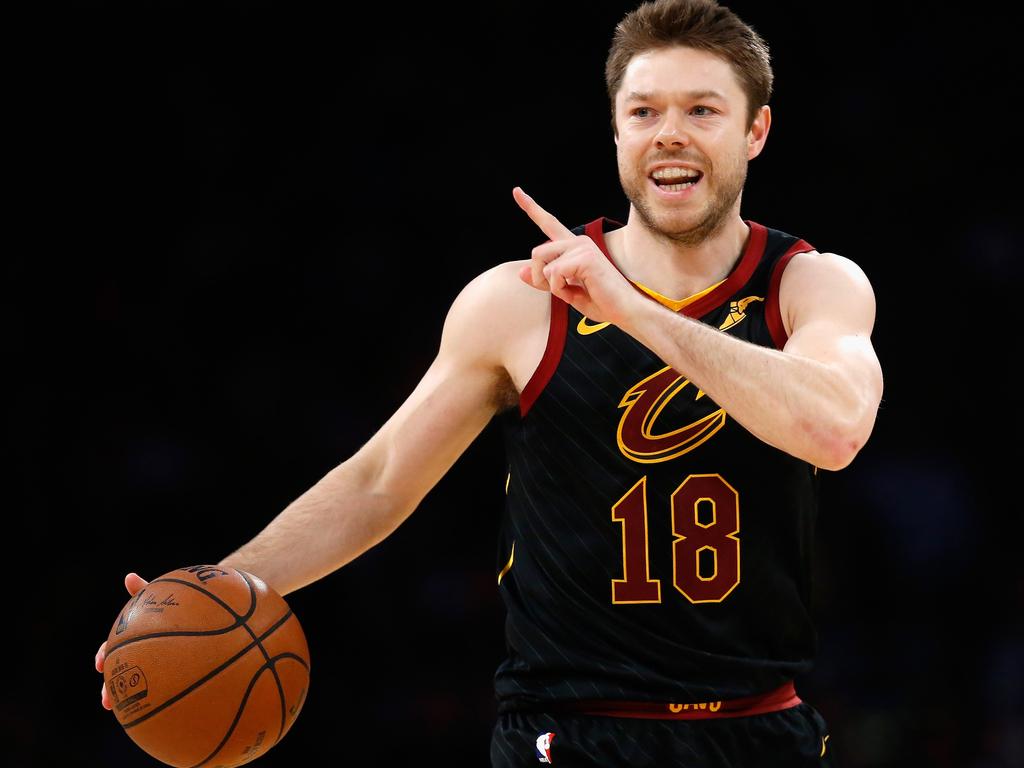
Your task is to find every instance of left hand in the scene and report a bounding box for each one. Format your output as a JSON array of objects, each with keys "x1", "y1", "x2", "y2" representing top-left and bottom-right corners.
[{"x1": 514, "y1": 186, "x2": 637, "y2": 326}]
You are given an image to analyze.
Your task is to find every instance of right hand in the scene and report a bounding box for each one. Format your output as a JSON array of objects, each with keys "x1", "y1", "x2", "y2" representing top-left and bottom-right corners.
[
  {"x1": 96, "y1": 572, "x2": 149, "y2": 710},
  {"x1": 513, "y1": 186, "x2": 640, "y2": 328}
]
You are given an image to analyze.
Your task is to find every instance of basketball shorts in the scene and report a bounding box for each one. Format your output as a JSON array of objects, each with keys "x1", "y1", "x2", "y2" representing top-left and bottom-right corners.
[{"x1": 491, "y1": 698, "x2": 835, "y2": 767}]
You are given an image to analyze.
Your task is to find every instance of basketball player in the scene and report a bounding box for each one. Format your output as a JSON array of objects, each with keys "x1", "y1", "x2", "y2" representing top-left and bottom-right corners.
[{"x1": 97, "y1": 0, "x2": 883, "y2": 764}]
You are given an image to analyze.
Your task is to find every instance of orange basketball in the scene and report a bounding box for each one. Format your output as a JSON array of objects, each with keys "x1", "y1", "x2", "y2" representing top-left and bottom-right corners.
[{"x1": 103, "y1": 565, "x2": 310, "y2": 767}]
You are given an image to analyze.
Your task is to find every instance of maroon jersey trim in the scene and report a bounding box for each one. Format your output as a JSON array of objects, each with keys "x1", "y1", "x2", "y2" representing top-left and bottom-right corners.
[
  {"x1": 517, "y1": 219, "x2": 622, "y2": 419},
  {"x1": 516, "y1": 218, "x2": 800, "y2": 417},
  {"x1": 765, "y1": 240, "x2": 816, "y2": 350},
  {"x1": 588, "y1": 218, "x2": 769, "y2": 319},
  {"x1": 519, "y1": 294, "x2": 568, "y2": 418}
]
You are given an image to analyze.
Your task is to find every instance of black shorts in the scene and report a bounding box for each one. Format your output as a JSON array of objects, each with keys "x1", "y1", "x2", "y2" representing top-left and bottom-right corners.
[{"x1": 491, "y1": 702, "x2": 836, "y2": 768}]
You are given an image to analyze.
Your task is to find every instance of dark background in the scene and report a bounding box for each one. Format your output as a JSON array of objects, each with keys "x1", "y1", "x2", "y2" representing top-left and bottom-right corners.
[{"x1": 8, "y1": 1, "x2": 1022, "y2": 766}]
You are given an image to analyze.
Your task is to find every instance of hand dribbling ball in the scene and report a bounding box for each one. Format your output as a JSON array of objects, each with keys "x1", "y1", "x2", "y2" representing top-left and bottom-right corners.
[{"x1": 103, "y1": 565, "x2": 310, "y2": 767}]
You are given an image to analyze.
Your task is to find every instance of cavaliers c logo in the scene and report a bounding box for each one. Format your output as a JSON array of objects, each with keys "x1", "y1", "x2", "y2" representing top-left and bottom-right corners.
[{"x1": 616, "y1": 366, "x2": 726, "y2": 463}]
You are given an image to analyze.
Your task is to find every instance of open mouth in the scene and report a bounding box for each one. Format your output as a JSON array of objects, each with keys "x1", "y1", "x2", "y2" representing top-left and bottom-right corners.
[{"x1": 650, "y1": 168, "x2": 703, "y2": 193}]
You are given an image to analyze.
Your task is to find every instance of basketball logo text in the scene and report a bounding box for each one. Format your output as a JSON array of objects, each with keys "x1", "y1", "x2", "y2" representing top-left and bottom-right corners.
[
  {"x1": 108, "y1": 664, "x2": 150, "y2": 715},
  {"x1": 115, "y1": 589, "x2": 147, "y2": 635},
  {"x1": 180, "y1": 565, "x2": 230, "y2": 583}
]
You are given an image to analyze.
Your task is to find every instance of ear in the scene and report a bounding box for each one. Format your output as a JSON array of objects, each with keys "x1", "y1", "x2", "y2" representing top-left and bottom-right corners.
[{"x1": 747, "y1": 105, "x2": 771, "y2": 160}]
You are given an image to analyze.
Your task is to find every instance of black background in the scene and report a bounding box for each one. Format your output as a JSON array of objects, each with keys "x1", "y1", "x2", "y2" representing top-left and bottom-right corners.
[{"x1": 8, "y1": 1, "x2": 1022, "y2": 766}]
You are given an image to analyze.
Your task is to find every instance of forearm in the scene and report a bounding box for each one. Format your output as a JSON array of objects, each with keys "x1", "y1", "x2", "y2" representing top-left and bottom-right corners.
[
  {"x1": 621, "y1": 299, "x2": 867, "y2": 469},
  {"x1": 216, "y1": 300, "x2": 512, "y2": 596},
  {"x1": 218, "y1": 457, "x2": 406, "y2": 596}
]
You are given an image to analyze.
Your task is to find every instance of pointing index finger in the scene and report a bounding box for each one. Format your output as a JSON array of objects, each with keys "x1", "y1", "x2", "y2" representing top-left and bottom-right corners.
[{"x1": 513, "y1": 187, "x2": 575, "y2": 242}]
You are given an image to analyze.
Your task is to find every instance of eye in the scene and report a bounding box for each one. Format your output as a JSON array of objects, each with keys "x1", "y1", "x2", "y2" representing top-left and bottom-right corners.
[
  {"x1": 631, "y1": 107, "x2": 654, "y2": 119},
  {"x1": 692, "y1": 105, "x2": 717, "y2": 116}
]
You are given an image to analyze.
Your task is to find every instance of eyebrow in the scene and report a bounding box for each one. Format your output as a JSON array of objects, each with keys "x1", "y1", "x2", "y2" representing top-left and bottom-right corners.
[{"x1": 624, "y1": 89, "x2": 728, "y2": 103}]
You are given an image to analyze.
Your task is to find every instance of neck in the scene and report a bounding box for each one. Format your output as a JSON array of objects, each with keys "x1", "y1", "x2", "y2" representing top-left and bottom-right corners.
[{"x1": 605, "y1": 210, "x2": 751, "y2": 300}]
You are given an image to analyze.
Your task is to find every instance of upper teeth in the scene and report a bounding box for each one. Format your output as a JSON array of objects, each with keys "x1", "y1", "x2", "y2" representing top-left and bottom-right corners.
[{"x1": 652, "y1": 167, "x2": 701, "y2": 180}]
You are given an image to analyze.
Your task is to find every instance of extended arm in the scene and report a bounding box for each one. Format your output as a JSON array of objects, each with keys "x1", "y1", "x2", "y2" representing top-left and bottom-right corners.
[
  {"x1": 512, "y1": 188, "x2": 883, "y2": 471},
  {"x1": 98, "y1": 264, "x2": 524, "y2": 708},
  {"x1": 218, "y1": 267, "x2": 515, "y2": 595},
  {"x1": 619, "y1": 251, "x2": 883, "y2": 470}
]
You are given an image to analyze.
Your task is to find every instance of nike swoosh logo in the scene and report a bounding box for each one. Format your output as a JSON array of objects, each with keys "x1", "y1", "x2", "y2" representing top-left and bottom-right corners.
[{"x1": 577, "y1": 316, "x2": 611, "y2": 335}]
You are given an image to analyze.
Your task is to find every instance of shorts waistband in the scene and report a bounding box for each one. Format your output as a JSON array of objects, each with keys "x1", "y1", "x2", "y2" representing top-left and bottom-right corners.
[{"x1": 541, "y1": 681, "x2": 801, "y2": 720}]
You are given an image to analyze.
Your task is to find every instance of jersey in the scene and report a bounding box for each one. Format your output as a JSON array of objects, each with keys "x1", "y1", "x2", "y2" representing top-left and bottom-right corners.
[{"x1": 494, "y1": 216, "x2": 821, "y2": 713}]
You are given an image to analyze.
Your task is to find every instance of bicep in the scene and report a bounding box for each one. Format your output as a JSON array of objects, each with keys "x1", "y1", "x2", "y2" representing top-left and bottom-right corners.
[{"x1": 780, "y1": 252, "x2": 883, "y2": 395}]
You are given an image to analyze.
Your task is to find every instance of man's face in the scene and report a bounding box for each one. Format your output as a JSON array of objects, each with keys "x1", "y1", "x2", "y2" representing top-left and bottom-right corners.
[{"x1": 614, "y1": 46, "x2": 768, "y2": 246}]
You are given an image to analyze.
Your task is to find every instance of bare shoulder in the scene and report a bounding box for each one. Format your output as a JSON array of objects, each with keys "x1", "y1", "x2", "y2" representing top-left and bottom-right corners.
[
  {"x1": 778, "y1": 250, "x2": 876, "y2": 335},
  {"x1": 447, "y1": 260, "x2": 550, "y2": 338},
  {"x1": 783, "y1": 250, "x2": 874, "y2": 291},
  {"x1": 459, "y1": 260, "x2": 550, "y2": 308},
  {"x1": 442, "y1": 260, "x2": 552, "y2": 403}
]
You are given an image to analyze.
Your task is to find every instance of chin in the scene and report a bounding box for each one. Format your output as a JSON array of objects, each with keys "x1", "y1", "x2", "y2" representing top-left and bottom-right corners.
[{"x1": 648, "y1": 205, "x2": 703, "y2": 233}]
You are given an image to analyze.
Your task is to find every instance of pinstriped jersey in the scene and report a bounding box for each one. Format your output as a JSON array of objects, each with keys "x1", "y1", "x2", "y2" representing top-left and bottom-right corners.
[{"x1": 495, "y1": 216, "x2": 820, "y2": 711}]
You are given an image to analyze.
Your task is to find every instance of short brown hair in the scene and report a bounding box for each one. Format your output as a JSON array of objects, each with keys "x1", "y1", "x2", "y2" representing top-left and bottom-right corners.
[{"x1": 605, "y1": 0, "x2": 773, "y2": 135}]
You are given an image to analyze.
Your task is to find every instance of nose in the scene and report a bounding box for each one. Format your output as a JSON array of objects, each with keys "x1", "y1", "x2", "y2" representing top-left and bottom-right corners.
[{"x1": 655, "y1": 111, "x2": 691, "y2": 148}]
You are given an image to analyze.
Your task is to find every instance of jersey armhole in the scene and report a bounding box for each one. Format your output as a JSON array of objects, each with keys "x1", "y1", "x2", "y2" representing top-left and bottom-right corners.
[
  {"x1": 765, "y1": 243, "x2": 814, "y2": 350},
  {"x1": 519, "y1": 295, "x2": 568, "y2": 418}
]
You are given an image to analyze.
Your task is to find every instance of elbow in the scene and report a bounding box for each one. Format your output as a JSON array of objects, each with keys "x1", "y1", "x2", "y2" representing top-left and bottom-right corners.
[
  {"x1": 798, "y1": 378, "x2": 882, "y2": 471},
  {"x1": 815, "y1": 438, "x2": 862, "y2": 471},
  {"x1": 802, "y1": 412, "x2": 875, "y2": 471}
]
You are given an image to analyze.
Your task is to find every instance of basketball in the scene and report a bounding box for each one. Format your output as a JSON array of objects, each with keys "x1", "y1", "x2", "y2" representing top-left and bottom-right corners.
[{"x1": 103, "y1": 565, "x2": 310, "y2": 767}]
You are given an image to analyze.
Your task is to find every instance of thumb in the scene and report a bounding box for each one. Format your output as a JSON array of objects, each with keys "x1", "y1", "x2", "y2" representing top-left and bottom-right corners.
[{"x1": 125, "y1": 572, "x2": 149, "y2": 596}]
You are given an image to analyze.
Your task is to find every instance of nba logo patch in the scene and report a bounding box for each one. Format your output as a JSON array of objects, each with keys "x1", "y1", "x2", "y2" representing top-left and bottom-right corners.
[{"x1": 535, "y1": 731, "x2": 555, "y2": 763}]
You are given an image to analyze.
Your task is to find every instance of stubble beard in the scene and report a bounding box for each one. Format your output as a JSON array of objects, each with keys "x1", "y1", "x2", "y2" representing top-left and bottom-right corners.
[{"x1": 620, "y1": 147, "x2": 748, "y2": 248}]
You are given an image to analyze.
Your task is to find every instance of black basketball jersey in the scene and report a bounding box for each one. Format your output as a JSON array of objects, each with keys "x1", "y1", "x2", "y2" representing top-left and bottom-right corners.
[{"x1": 495, "y1": 216, "x2": 821, "y2": 712}]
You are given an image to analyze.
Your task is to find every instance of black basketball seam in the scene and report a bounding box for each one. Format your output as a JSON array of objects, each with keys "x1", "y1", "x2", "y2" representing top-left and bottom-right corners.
[
  {"x1": 191, "y1": 653, "x2": 310, "y2": 768},
  {"x1": 152, "y1": 576, "x2": 258, "y2": 621},
  {"x1": 106, "y1": 626, "x2": 246, "y2": 656},
  {"x1": 113, "y1": 568, "x2": 309, "y2": 763},
  {"x1": 120, "y1": 608, "x2": 298, "y2": 730},
  {"x1": 270, "y1": 652, "x2": 309, "y2": 746},
  {"x1": 189, "y1": 664, "x2": 274, "y2": 768},
  {"x1": 234, "y1": 571, "x2": 287, "y2": 748},
  {"x1": 187, "y1": 655, "x2": 307, "y2": 768},
  {"x1": 273, "y1": 670, "x2": 286, "y2": 746},
  {"x1": 106, "y1": 576, "x2": 258, "y2": 657}
]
